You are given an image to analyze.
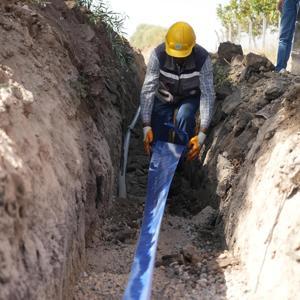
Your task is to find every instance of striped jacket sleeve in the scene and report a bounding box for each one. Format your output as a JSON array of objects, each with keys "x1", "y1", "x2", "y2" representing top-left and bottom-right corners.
[
  {"x1": 199, "y1": 56, "x2": 215, "y2": 129},
  {"x1": 140, "y1": 50, "x2": 160, "y2": 126}
]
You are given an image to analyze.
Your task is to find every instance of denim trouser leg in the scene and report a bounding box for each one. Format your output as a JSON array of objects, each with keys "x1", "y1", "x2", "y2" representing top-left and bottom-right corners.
[
  {"x1": 151, "y1": 97, "x2": 174, "y2": 143},
  {"x1": 276, "y1": 0, "x2": 300, "y2": 71},
  {"x1": 151, "y1": 97, "x2": 199, "y2": 145},
  {"x1": 174, "y1": 97, "x2": 200, "y2": 145}
]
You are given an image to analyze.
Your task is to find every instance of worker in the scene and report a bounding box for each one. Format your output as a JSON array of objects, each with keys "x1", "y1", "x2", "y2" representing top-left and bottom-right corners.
[
  {"x1": 140, "y1": 22, "x2": 215, "y2": 160},
  {"x1": 276, "y1": 0, "x2": 300, "y2": 72}
]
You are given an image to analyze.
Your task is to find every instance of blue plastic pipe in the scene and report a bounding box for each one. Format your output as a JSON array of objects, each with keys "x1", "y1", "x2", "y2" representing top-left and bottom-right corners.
[{"x1": 123, "y1": 123, "x2": 189, "y2": 299}]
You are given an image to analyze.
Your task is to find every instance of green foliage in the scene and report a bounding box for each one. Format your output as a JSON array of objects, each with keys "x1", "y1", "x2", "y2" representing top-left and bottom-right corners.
[
  {"x1": 217, "y1": 0, "x2": 279, "y2": 37},
  {"x1": 76, "y1": 0, "x2": 93, "y2": 10},
  {"x1": 213, "y1": 63, "x2": 232, "y2": 90},
  {"x1": 76, "y1": 0, "x2": 133, "y2": 69},
  {"x1": 130, "y1": 24, "x2": 167, "y2": 50}
]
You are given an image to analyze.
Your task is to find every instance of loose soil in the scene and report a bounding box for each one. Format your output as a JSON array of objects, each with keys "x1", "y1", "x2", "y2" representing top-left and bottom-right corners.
[{"x1": 73, "y1": 129, "x2": 249, "y2": 300}]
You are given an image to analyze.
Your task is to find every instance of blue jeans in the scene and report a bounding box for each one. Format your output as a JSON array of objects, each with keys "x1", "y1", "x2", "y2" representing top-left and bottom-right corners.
[
  {"x1": 276, "y1": 0, "x2": 300, "y2": 71},
  {"x1": 151, "y1": 97, "x2": 199, "y2": 145}
]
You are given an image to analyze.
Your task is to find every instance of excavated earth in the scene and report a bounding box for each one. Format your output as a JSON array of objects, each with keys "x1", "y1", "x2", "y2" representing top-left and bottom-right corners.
[
  {"x1": 0, "y1": 1, "x2": 299, "y2": 300},
  {"x1": 73, "y1": 129, "x2": 248, "y2": 300},
  {"x1": 0, "y1": 0, "x2": 143, "y2": 299},
  {"x1": 74, "y1": 49, "x2": 300, "y2": 299}
]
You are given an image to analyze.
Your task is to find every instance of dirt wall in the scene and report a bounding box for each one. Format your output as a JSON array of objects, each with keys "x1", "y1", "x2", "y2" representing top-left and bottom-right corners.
[
  {"x1": 206, "y1": 49, "x2": 300, "y2": 299},
  {"x1": 0, "y1": 1, "x2": 143, "y2": 299}
]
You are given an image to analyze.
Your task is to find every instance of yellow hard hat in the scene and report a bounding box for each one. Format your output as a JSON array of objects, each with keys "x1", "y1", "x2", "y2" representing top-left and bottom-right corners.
[{"x1": 165, "y1": 22, "x2": 196, "y2": 58}]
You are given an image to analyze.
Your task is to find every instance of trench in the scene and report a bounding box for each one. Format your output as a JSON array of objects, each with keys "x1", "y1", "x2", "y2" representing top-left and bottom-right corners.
[
  {"x1": 71, "y1": 49, "x2": 300, "y2": 299},
  {"x1": 72, "y1": 118, "x2": 248, "y2": 300},
  {"x1": 0, "y1": 1, "x2": 299, "y2": 299},
  {"x1": 71, "y1": 39, "x2": 300, "y2": 300}
]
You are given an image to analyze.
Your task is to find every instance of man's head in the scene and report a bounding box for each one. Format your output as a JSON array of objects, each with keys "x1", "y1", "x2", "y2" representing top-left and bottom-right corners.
[{"x1": 165, "y1": 22, "x2": 196, "y2": 58}]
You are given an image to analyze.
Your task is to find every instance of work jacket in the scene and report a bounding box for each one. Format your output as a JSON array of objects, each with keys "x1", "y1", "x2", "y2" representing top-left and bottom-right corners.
[{"x1": 155, "y1": 43, "x2": 209, "y2": 103}]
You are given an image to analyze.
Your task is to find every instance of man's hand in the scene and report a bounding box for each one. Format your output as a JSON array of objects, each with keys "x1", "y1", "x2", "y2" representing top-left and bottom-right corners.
[
  {"x1": 143, "y1": 126, "x2": 153, "y2": 155},
  {"x1": 277, "y1": 0, "x2": 284, "y2": 12},
  {"x1": 187, "y1": 131, "x2": 206, "y2": 160}
]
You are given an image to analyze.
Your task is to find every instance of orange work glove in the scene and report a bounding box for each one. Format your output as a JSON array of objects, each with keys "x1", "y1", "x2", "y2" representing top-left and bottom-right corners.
[
  {"x1": 187, "y1": 131, "x2": 207, "y2": 160},
  {"x1": 143, "y1": 126, "x2": 153, "y2": 155}
]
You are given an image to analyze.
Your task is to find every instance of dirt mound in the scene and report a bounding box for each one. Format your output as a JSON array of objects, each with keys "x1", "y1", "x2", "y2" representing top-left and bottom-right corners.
[
  {"x1": 218, "y1": 42, "x2": 243, "y2": 63},
  {"x1": 204, "y1": 49, "x2": 300, "y2": 299},
  {"x1": 0, "y1": 1, "x2": 143, "y2": 299},
  {"x1": 173, "y1": 47, "x2": 299, "y2": 299}
]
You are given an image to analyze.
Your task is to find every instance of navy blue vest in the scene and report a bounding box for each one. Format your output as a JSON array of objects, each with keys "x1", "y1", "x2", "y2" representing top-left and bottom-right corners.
[{"x1": 155, "y1": 43, "x2": 208, "y2": 102}]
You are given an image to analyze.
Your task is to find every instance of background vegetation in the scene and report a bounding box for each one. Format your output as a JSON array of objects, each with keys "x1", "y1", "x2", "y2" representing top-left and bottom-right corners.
[
  {"x1": 217, "y1": 0, "x2": 279, "y2": 38},
  {"x1": 76, "y1": 0, "x2": 133, "y2": 69},
  {"x1": 130, "y1": 24, "x2": 167, "y2": 50}
]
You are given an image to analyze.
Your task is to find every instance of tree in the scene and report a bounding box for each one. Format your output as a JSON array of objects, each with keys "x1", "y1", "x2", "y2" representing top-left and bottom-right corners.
[
  {"x1": 130, "y1": 24, "x2": 167, "y2": 50},
  {"x1": 217, "y1": 0, "x2": 279, "y2": 40}
]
